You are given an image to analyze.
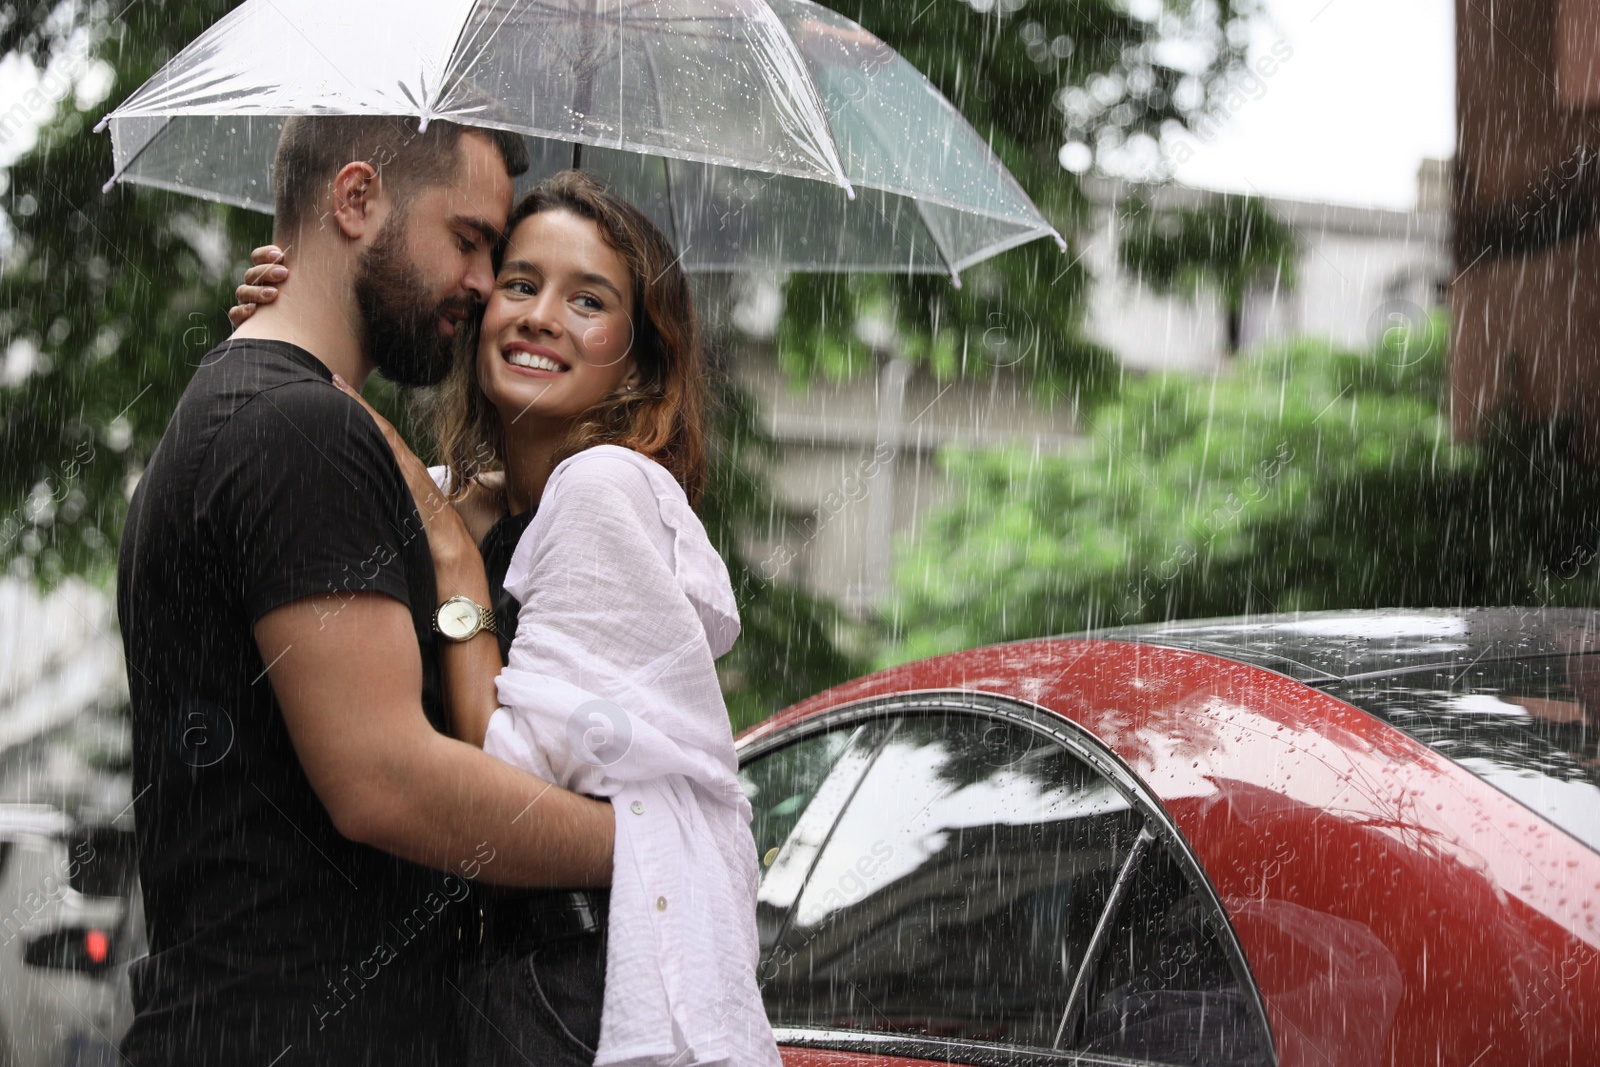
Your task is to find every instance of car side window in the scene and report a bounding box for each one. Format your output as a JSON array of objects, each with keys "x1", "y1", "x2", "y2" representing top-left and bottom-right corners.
[
  {"x1": 739, "y1": 722, "x2": 894, "y2": 956},
  {"x1": 1069, "y1": 831, "x2": 1273, "y2": 1065},
  {"x1": 758, "y1": 713, "x2": 1144, "y2": 1050},
  {"x1": 740, "y1": 724, "x2": 859, "y2": 867},
  {"x1": 751, "y1": 709, "x2": 1275, "y2": 1066}
]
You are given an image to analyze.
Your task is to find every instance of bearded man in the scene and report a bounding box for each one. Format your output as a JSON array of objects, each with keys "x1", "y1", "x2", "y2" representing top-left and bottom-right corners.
[{"x1": 116, "y1": 116, "x2": 615, "y2": 1067}]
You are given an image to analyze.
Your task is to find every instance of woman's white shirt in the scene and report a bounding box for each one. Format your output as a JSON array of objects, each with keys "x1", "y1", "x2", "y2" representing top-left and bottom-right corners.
[{"x1": 444, "y1": 445, "x2": 778, "y2": 1067}]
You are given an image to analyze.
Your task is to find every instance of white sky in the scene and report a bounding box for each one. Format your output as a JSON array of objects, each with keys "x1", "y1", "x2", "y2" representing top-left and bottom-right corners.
[
  {"x1": 0, "y1": 27, "x2": 113, "y2": 171},
  {"x1": 0, "y1": 0, "x2": 1456, "y2": 210},
  {"x1": 1171, "y1": 0, "x2": 1456, "y2": 210}
]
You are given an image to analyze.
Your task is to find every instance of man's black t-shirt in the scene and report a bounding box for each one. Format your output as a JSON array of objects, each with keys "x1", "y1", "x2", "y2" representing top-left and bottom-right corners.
[{"x1": 116, "y1": 340, "x2": 467, "y2": 1066}]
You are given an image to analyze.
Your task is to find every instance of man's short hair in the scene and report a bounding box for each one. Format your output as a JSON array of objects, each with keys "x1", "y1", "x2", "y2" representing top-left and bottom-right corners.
[{"x1": 272, "y1": 115, "x2": 531, "y2": 235}]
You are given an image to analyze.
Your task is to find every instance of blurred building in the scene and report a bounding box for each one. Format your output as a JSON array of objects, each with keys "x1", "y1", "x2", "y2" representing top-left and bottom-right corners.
[
  {"x1": 1452, "y1": 0, "x2": 1600, "y2": 448},
  {"x1": 727, "y1": 341, "x2": 1076, "y2": 616},
  {"x1": 0, "y1": 577, "x2": 130, "y2": 817},
  {"x1": 1082, "y1": 172, "x2": 1452, "y2": 372},
  {"x1": 733, "y1": 174, "x2": 1451, "y2": 612}
]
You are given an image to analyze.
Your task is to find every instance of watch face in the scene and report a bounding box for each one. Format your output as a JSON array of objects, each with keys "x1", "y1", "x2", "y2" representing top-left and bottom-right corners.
[{"x1": 439, "y1": 598, "x2": 478, "y2": 639}]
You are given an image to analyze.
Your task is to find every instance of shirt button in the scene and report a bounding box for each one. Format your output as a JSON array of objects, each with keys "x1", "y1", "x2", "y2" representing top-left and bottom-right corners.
[
  {"x1": 656, "y1": 896, "x2": 668, "y2": 912},
  {"x1": 630, "y1": 801, "x2": 645, "y2": 815}
]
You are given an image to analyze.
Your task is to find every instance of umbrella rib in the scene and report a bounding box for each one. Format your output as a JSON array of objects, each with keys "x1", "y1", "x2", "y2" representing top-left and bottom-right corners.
[
  {"x1": 98, "y1": 0, "x2": 260, "y2": 127},
  {"x1": 639, "y1": 32, "x2": 684, "y2": 254},
  {"x1": 744, "y1": 0, "x2": 855, "y2": 199},
  {"x1": 428, "y1": 0, "x2": 516, "y2": 123},
  {"x1": 100, "y1": 113, "x2": 184, "y2": 196},
  {"x1": 106, "y1": 169, "x2": 279, "y2": 214},
  {"x1": 947, "y1": 226, "x2": 1068, "y2": 277},
  {"x1": 100, "y1": 0, "x2": 370, "y2": 192},
  {"x1": 910, "y1": 195, "x2": 964, "y2": 288}
]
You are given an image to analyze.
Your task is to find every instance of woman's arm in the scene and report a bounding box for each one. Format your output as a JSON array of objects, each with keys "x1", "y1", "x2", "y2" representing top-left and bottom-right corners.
[{"x1": 333, "y1": 378, "x2": 502, "y2": 747}]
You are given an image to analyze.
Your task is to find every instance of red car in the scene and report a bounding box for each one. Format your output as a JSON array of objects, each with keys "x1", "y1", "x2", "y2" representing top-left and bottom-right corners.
[{"x1": 736, "y1": 609, "x2": 1600, "y2": 1067}]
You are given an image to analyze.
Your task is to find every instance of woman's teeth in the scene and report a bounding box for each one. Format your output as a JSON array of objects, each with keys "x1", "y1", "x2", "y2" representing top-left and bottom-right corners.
[{"x1": 506, "y1": 350, "x2": 565, "y2": 372}]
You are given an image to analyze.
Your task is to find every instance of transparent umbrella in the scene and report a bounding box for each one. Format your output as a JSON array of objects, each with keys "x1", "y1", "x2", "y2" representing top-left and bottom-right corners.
[
  {"x1": 98, "y1": 0, "x2": 1063, "y2": 283},
  {"x1": 570, "y1": 0, "x2": 1068, "y2": 283}
]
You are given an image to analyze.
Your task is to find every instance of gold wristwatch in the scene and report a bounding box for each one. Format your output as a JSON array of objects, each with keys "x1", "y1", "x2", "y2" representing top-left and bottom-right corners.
[{"x1": 433, "y1": 595, "x2": 497, "y2": 643}]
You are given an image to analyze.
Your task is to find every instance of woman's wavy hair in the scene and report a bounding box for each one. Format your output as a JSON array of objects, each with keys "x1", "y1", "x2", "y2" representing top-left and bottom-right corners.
[{"x1": 419, "y1": 170, "x2": 706, "y2": 506}]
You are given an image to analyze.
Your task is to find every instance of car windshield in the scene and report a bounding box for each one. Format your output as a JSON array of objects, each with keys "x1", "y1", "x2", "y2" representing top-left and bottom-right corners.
[{"x1": 1324, "y1": 652, "x2": 1600, "y2": 853}]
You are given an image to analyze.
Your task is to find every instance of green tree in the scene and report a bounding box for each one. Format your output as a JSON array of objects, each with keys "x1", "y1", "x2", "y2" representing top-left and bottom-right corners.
[
  {"x1": 0, "y1": 1, "x2": 267, "y2": 584},
  {"x1": 776, "y1": 0, "x2": 1263, "y2": 400},
  {"x1": 880, "y1": 317, "x2": 1600, "y2": 665},
  {"x1": 1119, "y1": 191, "x2": 1297, "y2": 353}
]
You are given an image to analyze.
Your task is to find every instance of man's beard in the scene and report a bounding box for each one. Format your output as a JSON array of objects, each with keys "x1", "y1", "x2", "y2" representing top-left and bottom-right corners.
[{"x1": 353, "y1": 212, "x2": 476, "y2": 388}]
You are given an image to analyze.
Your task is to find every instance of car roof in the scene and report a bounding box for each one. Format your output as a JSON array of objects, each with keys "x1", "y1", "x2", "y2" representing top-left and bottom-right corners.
[
  {"x1": 746, "y1": 607, "x2": 1600, "y2": 750},
  {"x1": 1086, "y1": 606, "x2": 1600, "y2": 684}
]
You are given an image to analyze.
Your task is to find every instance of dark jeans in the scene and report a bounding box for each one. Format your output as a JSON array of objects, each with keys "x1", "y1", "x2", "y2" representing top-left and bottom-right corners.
[{"x1": 459, "y1": 894, "x2": 608, "y2": 1067}]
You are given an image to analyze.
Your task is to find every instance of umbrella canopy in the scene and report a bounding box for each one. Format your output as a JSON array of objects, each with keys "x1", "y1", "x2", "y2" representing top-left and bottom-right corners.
[{"x1": 99, "y1": 0, "x2": 1063, "y2": 282}]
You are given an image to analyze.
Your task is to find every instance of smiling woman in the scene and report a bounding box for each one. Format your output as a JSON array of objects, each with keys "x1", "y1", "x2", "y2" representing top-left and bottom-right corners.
[
  {"x1": 326, "y1": 169, "x2": 777, "y2": 1067},
  {"x1": 423, "y1": 170, "x2": 707, "y2": 517},
  {"x1": 478, "y1": 210, "x2": 638, "y2": 434}
]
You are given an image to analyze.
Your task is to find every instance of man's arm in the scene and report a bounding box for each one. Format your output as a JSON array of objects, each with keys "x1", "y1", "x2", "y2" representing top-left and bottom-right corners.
[{"x1": 255, "y1": 591, "x2": 612, "y2": 886}]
